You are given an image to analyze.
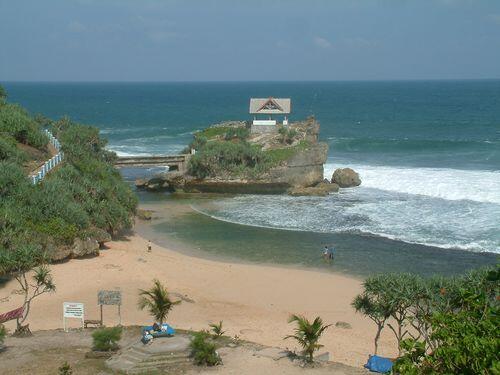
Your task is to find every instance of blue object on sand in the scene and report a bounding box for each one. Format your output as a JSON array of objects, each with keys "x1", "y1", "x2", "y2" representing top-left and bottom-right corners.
[
  {"x1": 364, "y1": 355, "x2": 393, "y2": 373},
  {"x1": 142, "y1": 323, "x2": 176, "y2": 338}
]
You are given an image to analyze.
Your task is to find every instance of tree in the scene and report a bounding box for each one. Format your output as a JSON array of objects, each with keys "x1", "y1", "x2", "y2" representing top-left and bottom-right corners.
[
  {"x1": 352, "y1": 293, "x2": 390, "y2": 354},
  {"x1": 284, "y1": 314, "x2": 331, "y2": 363},
  {"x1": 0, "y1": 245, "x2": 55, "y2": 334},
  {"x1": 137, "y1": 279, "x2": 180, "y2": 325},
  {"x1": 394, "y1": 266, "x2": 500, "y2": 374}
]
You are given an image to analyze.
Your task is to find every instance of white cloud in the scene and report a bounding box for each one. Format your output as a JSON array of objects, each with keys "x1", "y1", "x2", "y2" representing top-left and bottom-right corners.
[{"x1": 313, "y1": 36, "x2": 332, "y2": 49}]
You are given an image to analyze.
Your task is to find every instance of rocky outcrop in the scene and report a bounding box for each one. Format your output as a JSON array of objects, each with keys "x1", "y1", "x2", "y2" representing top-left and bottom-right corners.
[
  {"x1": 49, "y1": 237, "x2": 100, "y2": 262},
  {"x1": 288, "y1": 181, "x2": 339, "y2": 196},
  {"x1": 331, "y1": 168, "x2": 361, "y2": 188}
]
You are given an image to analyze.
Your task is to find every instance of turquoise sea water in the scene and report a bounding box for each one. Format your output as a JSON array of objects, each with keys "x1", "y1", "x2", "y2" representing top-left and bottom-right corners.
[{"x1": 3, "y1": 81, "x2": 499, "y2": 275}]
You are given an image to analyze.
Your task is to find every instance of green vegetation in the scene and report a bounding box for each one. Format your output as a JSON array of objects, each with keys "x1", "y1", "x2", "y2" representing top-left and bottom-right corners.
[
  {"x1": 189, "y1": 331, "x2": 222, "y2": 366},
  {"x1": 58, "y1": 361, "x2": 73, "y2": 375},
  {"x1": 284, "y1": 314, "x2": 331, "y2": 363},
  {"x1": 91, "y1": 326, "x2": 122, "y2": 352},
  {"x1": 278, "y1": 126, "x2": 298, "y2": 144},
  {"x1": 209, "y1": 321, "x2": 225, "y2": 338},
  {"x1": 138, "y1": 279, "x2": 181, "y2": 325},
  {"x1": 0, "y1": 85, "x2": 137, "y2": 278},
  {"x1": 352, "y1": 266, "x2": 499, "y2": 374},
  {"x1": 0, "y1": 246, "x2": 55, "y2": 334}
]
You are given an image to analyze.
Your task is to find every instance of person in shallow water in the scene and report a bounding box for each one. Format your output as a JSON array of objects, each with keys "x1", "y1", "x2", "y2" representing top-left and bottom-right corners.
[{"x1": 323, "y1": 246, "x2": 330, "y2": 261}]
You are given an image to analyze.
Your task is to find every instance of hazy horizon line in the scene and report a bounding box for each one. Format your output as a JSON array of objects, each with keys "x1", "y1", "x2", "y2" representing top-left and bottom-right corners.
[{"x1": 2, "y1": 78, "x2": 500, "y2": 84}]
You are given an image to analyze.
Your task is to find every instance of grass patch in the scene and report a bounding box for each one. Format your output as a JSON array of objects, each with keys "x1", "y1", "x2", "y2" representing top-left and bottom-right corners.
[{"x1": 264, "y1": 140, "x2": 310, "y2": 165}]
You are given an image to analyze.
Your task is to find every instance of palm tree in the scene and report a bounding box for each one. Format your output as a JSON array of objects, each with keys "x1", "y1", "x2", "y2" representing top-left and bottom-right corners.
[
  {"x1": 138, "y1": 279, "x2": 180, "y2": 325},
  {"x1": 284, "y1": 314, "x2": 331, "y2": 363}
]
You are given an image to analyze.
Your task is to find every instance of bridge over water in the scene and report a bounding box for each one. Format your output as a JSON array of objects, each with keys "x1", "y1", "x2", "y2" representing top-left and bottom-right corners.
[{"x1": 114, "y1": 154, "x2": 190, "y2": 172}]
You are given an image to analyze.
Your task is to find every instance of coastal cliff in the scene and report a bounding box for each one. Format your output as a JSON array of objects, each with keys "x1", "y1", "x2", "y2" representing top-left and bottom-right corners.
[{"x1": 143, "y1": 117, "x2": 330, "y2": 194}]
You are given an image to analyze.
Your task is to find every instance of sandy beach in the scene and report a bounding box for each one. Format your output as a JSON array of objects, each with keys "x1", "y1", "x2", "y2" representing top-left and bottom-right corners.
[{"x1": 1, "y1": 232, "x2": 397, "y2": 368}]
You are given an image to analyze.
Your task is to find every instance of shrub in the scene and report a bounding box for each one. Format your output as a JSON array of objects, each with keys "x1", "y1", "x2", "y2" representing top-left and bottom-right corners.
[
  {"x1": 58, "y1": 361, "x2": 73, "y2": 375},
  {"x1": 91, "y1": 327, "x2": 122, "y2": 352},
  {"x1": 284, "y1": 315, "x2": 331, "y2": 363},
  {"x1": 224, "y1": 127, "x2": 249, "y2": 141},
  {"x1": 209, "y1": 321, "x2": 225, "y2": 338},
  {"x1": 189, "y1": 331, "x2": 221, "y2": 366}
]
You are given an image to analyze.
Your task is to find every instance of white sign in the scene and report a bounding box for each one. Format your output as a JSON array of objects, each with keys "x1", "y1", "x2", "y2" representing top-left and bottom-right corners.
[{"x1": 63, "y1": 302, "x2": 84, "y2": 331}]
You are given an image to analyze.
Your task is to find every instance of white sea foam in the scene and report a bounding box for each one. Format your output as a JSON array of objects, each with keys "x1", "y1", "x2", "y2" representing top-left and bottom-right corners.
[
  {"x1": 194, "y1": 186, "x2": 500, "y2": 253},
  {"x1": 324, "y1": 163, "x2": 500, "y2": 204}
]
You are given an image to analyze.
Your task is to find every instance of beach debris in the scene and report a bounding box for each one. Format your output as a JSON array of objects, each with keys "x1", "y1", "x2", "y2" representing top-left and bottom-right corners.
[
  {"x1": 331, "y1": 168, "x2": 361, "y2": 188},
  {"x1": 137, "y1": 257, "x2": 147, "y2": 263},
  {"x1": 335, "y1": 321, "x2": 352, "y2": 329}
]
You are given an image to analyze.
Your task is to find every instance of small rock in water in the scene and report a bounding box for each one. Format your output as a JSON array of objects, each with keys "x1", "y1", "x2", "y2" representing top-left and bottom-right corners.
[
  {"x1": 136, "y1": 209, "x2": 153, "y2": 220},
  {"x1": 331, "y1": 168, "x2": 361, "y2": 188}
]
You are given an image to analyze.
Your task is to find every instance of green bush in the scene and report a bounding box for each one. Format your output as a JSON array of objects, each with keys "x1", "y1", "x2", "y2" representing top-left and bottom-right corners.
[
  {"x1": 33, "y1": 218, "x2": 79, "y2": 245},
  {"x1": 58, "y1": 362, "x2": 73, "y2": 375},
  {"x1": 0, "y1": 87, "x2": 137, "y2": 274},
  {"x1": 91, "y1": 327, "x2": 122, "y2": 352},
  {"x1": 224, "y1": 127, "x2": 249, "y2": 141},
  {"x1": 0, "y1": 103, "x2": 47, "y2": 148},
  {"x1": 189, "y1": 331, "x2": 221, "y2": 366},
  {"x1": 0, "y1": 136, "x2": 26, "y2": 163}
]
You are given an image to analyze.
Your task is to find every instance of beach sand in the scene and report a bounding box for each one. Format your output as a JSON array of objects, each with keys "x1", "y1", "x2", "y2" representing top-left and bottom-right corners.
[{"x1": 0, "y1": 233, "x2": 397, "y2": 368}]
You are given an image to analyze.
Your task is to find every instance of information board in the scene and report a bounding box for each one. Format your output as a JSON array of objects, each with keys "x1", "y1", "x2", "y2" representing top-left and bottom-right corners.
[
  {"x1": 63, "y1": 302, "x2": 84, "y2": 331},
  {"x1": 98, "y1": 290, "x2": 122, "y2": 306}
]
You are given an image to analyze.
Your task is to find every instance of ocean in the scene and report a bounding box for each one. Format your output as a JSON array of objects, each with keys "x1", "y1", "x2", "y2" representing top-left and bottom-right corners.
[{"x1": 4, "y1": 81, "x2": 499, "y2": 276}]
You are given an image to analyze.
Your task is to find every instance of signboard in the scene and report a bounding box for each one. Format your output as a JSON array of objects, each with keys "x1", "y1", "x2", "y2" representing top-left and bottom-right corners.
[
  {"x1": 98, "y1": 290, "x2": 122, "y2": 306},
  {"x1": 63, "y1": 302, "x2": 84, "y2": 331}
]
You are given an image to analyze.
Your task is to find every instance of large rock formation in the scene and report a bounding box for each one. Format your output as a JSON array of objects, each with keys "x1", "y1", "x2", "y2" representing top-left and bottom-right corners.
[{"x1": 331, "y1": 168, "x2": 361, "y2": 188}]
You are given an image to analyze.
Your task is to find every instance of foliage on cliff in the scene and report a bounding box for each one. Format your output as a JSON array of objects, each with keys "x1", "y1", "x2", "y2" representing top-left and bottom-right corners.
[
  {"x1": 0, "y1": 86, "x2": 137, "y2": 272},
  {"x1": 187, "y1": 124, "x2": 310, "y2": 179}
]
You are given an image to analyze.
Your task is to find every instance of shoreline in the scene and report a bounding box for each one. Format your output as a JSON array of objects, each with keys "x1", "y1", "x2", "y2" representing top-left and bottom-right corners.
[{"x1": 0, "y1": 230, "x2": 397, "y2": 368}]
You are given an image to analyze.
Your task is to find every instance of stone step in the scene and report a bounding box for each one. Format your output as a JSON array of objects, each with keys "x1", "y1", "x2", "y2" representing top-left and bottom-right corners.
[{"x1": 128, "y1": 358, "x2": 192, "y2": 374}]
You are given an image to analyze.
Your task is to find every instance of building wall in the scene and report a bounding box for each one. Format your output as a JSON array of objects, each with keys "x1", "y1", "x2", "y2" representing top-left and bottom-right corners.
[{"x1": 250, "y1": 124, "x2": 278, "y2": 134}]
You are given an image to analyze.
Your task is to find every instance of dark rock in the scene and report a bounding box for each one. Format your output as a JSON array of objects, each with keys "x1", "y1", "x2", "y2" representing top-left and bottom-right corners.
[
  {"x1": 288, "y1": 186, "x2": 328, "y2": 196},
  {"x1": 135, "y1": 178, "x2": 148, "y2": 188},
  {"x1": 331, "y1": 168, "x2": 361, "y2": 188},
  {"x1": 315, "y1": 181, "x2": 340, "y2": 193}
]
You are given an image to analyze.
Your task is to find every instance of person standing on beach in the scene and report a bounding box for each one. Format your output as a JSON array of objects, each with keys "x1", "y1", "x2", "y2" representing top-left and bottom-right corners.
[{"x1": 147, "y1": 240, "x2": 152, "y2": 252}]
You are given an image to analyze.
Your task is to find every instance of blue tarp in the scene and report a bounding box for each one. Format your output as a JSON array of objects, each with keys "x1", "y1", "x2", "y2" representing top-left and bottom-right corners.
[
  {"x1": 142, "y1": 323, "x2": 175, "y2": 337},
  {"x1": 364, "y1": 355, "x2": 393, "y2": 373}
]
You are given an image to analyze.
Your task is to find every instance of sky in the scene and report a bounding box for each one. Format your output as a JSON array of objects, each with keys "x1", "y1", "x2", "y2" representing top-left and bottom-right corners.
[{"x1": 1, "y1": 0, "x2": 500, "y2": 81}]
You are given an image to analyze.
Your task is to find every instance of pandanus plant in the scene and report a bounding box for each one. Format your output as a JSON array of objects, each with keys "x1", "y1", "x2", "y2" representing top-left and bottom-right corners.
[
  {"x1": 138, "y1": 279, "x2": 180, "y2": 325},
  {"x1": 284, "y1": 314, "x2": 331, "y2": 363}
]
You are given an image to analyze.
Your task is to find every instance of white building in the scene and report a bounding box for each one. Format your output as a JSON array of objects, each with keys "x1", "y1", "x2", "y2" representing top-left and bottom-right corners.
[{"x1": 249, "y1": 97, "x2": 291, "y2": 133}]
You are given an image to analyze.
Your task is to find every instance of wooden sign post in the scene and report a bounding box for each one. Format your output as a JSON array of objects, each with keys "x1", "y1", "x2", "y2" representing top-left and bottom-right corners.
[{"x1": 97, "y1": 290, "x2": 122, "y2": 326}]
